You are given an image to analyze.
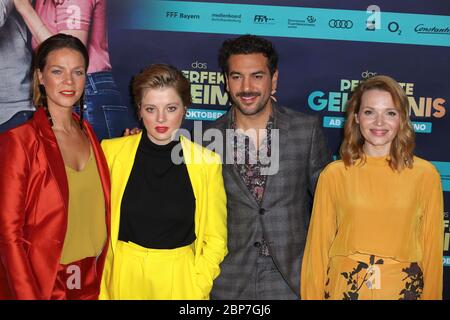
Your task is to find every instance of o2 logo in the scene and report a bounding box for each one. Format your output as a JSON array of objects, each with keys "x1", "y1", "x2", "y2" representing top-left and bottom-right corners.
[
  {"x1": 191, "y1": 61, "x2": 208, "y2": 69},
  {"x1": 388, "y1": 21, "x2": 402, "y2": 35}
]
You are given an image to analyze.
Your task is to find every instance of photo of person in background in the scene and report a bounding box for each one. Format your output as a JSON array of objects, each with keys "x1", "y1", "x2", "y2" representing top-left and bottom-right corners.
[
  {"x1": 0, "y1": 34, "x2": 111, "y2": 300},
  {"x1": 13, "y1": 0, "x2": 138, "y2": 140},
  {"x1": 99, "y1": 64, "x2": 227, "y2": 300},
  {"x1": 0, "y1": 0, "x2": 34, "y2": 133},
  {"x1": 301, "y1": 75, "x2": 443, "y2": 300}
]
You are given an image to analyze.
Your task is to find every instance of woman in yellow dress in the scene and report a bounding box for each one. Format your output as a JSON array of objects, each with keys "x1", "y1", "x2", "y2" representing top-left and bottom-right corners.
[
  {"x1": 301, "y1": 75, "x2": 443, "y2": 300},
  {"x1": 99, "y1": 64, "x2": 227, "y2": 300}
]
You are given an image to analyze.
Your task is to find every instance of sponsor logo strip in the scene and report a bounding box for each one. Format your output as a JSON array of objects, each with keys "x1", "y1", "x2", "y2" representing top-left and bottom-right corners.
[
  {"x1": 432, "y1": 161, "x2": 450, "y2": 192},
  {"x1": 116, "y1": 0, "x2": 450, "y2": 47}
]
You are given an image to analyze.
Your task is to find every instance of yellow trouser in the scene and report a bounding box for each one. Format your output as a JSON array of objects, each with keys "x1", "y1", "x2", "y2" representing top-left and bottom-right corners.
[{"x1": 109, "y1": 240, "x2": 205, "y2": 300}]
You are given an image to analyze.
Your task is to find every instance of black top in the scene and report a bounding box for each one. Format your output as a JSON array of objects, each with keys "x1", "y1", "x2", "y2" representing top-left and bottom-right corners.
[{"x1": 119, "y1": 130, "x2": 196, "y2": 249}]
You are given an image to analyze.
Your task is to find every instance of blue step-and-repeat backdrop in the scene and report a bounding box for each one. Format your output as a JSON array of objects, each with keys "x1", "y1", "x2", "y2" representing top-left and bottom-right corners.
[{"x1": 107, "y1": 0, "x2": 450, "y2": 298}]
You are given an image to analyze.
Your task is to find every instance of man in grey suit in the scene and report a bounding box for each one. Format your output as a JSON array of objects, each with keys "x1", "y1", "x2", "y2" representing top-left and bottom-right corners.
[{"x1": 205, "y1": 35, "x2": 331, "y2": 299}]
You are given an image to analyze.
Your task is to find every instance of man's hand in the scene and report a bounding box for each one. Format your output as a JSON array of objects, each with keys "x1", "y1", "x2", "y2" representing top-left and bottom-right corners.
[{"x1": 123, "y1": 127, "x2": 142, "y2": 136}]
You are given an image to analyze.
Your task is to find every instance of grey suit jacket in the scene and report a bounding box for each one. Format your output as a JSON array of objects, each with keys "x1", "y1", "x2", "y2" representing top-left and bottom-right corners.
[{"x1": 204, "y1": 104, "x2": 331, "y2": 299}]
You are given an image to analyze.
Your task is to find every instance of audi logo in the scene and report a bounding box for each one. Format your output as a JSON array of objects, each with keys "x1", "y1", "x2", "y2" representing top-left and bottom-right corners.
[{"x1": 328, "y1": 19, "x2": 353, "y2": 29}]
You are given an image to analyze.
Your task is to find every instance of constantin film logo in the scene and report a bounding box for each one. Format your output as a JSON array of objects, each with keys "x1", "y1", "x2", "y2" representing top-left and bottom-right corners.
[
  {"x1": 288, "y1": 16, "x2": 316, "y2": 29},
  {"x1": 414, "y1": 24, "x2": 450, "y2": 35},
  {"x1": 328, "y1": 19, "x2": 353, "y2": 29},
  {"x1": 254, "y1": 15, "x2": 275, "y2": 25}
]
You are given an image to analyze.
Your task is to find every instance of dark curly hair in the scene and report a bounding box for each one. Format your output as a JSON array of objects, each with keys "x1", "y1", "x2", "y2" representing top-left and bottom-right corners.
[{"x1": 218, "y1": 34, "x2": 278, "y2": 76}]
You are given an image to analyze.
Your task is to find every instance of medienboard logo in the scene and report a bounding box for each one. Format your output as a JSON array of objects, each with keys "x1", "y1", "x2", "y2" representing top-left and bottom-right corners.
[
  {"x1": 414, "y1": 24, "x2": 450, "y2": 35},
  {"x1": 254, "y1": 15, "x2": 275, "y2": 25},
  {"x1": 328, "y1": 19, "x2": 353, "y2": 29},
  {"x1": 287, "y1": 16, "x2": 316, "y2": 29},
  {"x1": 211, "y1": 13, "x2": 242, "y2": 23}
]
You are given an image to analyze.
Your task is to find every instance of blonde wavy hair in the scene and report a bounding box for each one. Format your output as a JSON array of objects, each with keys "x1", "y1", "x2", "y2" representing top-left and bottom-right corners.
[{"x1": 339, "y1": 75, "x2": 415, "y2": 172}]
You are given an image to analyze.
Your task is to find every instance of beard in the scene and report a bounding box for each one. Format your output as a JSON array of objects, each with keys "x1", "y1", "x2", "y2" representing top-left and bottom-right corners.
[{"x1": 231, "y1": 91, "x2": 271, "y2": 116}]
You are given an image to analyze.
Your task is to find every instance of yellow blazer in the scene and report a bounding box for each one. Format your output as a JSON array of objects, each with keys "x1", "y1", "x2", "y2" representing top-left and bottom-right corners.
[{"x1": 99, "y1": 132, "x2": 227, "y2": 299}]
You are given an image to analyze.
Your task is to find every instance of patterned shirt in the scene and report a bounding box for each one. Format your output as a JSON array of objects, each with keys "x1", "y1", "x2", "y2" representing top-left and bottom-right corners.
[{"x1": 231, "y1": 111, "x2": 273, "y2": 256}]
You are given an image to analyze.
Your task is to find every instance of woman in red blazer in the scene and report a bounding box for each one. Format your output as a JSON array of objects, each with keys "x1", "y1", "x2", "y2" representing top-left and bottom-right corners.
[{"x1": 0, "y1": 34, "x2": 110, "y2": 300}]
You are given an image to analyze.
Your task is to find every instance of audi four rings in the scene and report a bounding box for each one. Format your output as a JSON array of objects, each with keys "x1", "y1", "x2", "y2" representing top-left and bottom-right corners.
[{"x1": 328, "y1": 19, "x2": 353, "y2": 28}]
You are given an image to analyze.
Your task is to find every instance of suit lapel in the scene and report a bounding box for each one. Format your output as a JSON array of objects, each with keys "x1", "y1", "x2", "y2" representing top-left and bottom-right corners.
[
  {"x1": 261, "y1": 104, "x2": 290, "y2": 208},
  {"x1": 218, "y1": 109, "x2": 260, "y2": 208},
  {"x1": 110, "y1": 133, "x2": 142, "y2": 254},
  {"x1": 34, "y1": 108, "x2": 69, "y2": 211},
  {"x1": 227, "y1": 164, "x2": 259, "y2": 207},
  {"x1": 220, "y1": 105, "x2": 292, "y2": 209},
  {"x1": 181, "y1": 137, "x2": 203, "y2": 240}
]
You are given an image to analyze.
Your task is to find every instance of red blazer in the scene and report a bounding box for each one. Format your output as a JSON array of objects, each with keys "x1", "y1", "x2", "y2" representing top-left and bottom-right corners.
[{"x1": 0, "y1": 108, "x2": 111, "y2": 299}]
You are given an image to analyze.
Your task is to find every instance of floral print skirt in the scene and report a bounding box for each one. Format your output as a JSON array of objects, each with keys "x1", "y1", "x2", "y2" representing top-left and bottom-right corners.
[{"x1": 324, "y1": 253, "x2": 423, "y2": 300}]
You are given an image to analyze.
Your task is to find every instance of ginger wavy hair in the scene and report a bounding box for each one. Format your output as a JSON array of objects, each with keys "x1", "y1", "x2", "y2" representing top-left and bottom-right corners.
[
  {"x1": 131, "y1": 64, "x2": 191, "y2": 118},
  {"x1": 339, "y1": 75, "x2": 415, "y2": 172}
]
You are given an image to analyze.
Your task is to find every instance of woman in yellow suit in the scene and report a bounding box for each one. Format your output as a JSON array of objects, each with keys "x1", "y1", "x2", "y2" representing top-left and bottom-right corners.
[
  {"x1": 301, "y1": 75, "x2": 443, "y2": 300},
  {"x1": 99, "y1": 64, "x2": 227, "y2": 299}
]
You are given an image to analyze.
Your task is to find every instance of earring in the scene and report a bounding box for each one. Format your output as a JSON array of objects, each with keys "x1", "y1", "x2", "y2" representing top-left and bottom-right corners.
[{"x1": 270, "y1": 89, "x2": 277, "y2": 102}]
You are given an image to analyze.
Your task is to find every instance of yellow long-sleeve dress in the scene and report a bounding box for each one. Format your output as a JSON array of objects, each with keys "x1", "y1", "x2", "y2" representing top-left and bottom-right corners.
[{"x1": 301, "y1": 155, "x2": 443, "y2": 300}]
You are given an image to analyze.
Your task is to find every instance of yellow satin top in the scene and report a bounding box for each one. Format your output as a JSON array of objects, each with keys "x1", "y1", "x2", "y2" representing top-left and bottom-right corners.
[
  {"x1": 60, "y1": 149, "x2": 107, "y2": 264},
  {"x1": 301, "y1": 155, "x2": 443, "y2": 300}
]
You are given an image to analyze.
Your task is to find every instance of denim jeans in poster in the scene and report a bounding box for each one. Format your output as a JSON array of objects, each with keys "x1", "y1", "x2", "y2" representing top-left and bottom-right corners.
[
  {"x1": 0, "y1": 110, "x2": 34, "y2": 133},
  {"x1": 82, "y1": 71, "x2": 138, "y2": 141}
]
